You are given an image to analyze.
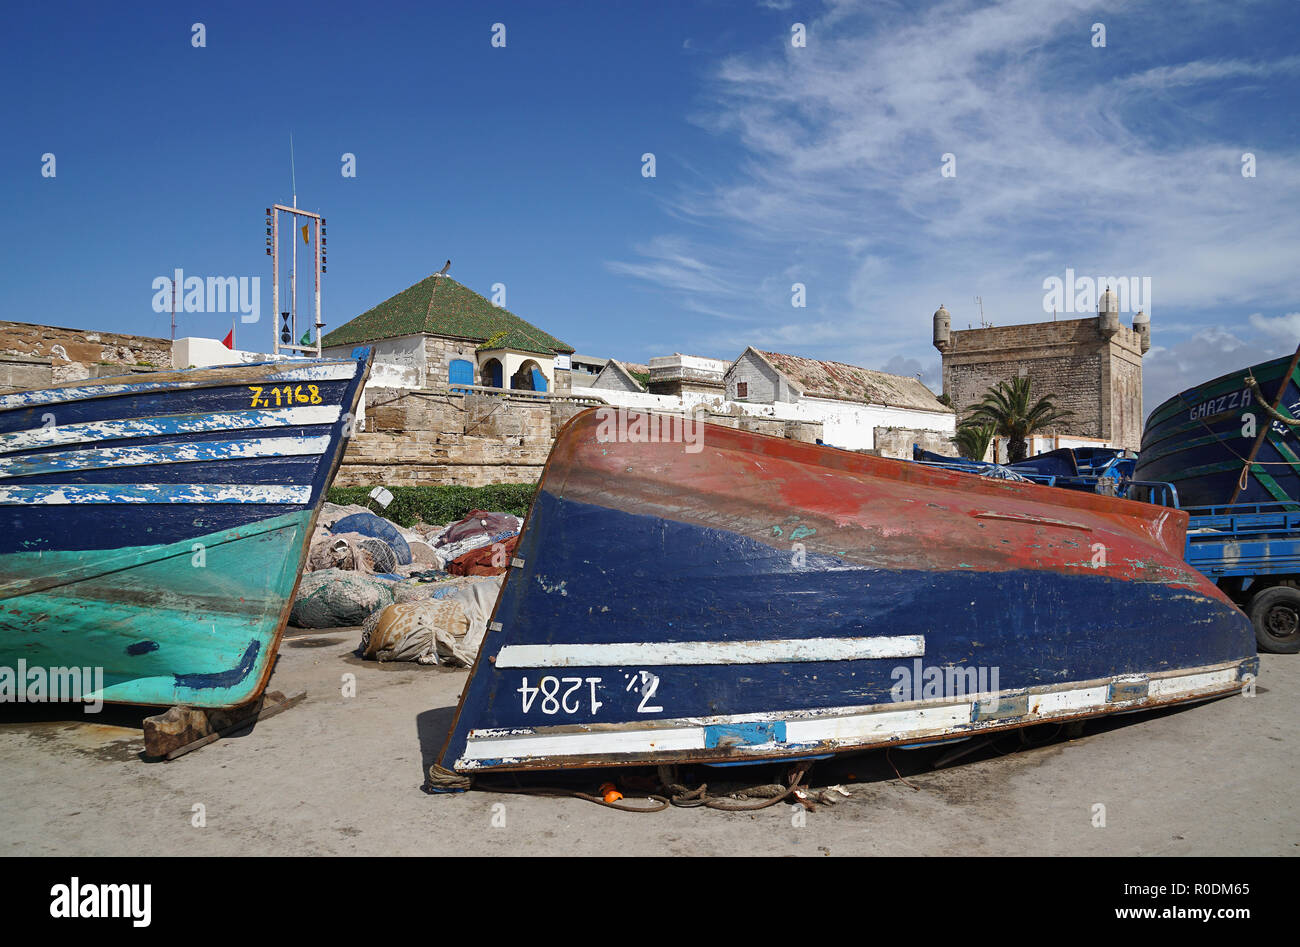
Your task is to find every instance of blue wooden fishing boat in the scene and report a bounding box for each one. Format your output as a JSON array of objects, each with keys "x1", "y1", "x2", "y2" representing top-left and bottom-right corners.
[
  {"x1": 913, "y1": 445, "x2": 1135, "y2": 485},
  {"x1": 0, "y1": 348, "x2": 371, "y2": 707},
  {"x1": 432, "y1": 408, "x2": 1256, "y2": 780},
  {"x1": 1134, "y1": 350, "x2": 1300, "y2": 508}
]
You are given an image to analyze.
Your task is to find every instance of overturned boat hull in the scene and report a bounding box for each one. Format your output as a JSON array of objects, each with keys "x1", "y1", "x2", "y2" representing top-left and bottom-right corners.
[
  {"x1": 437, "y1": 409, "x2": 1256, "y2": 775},
  {"x1": 0, "y1": 350, "x2": 370, "y2": 708}
]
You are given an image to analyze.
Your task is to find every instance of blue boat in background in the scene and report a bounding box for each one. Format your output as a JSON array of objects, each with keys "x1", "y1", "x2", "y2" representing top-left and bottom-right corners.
[
  {"x1": 1135, "y1": 351, "x2": 1300, "y2": 508},
  {"x1": 0, "y1": 349, "x2": 371, "y2": 708},
  {"x1": 912, "y1": 444, "x2": 1135, "y2": 493}
]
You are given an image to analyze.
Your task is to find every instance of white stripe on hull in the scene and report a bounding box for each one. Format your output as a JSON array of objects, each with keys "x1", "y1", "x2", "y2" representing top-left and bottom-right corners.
[
  {"x1": 0, "y1": 405, "x2": 341, "y2": 454},
  {"x1": 0, "y1": 361, "x2": 359, "y2": 411},
  {"x1": 0, "y1": 435, "x2": 331, "y2": 479},
  {"x1": 1149, "y1": 667, "x2": 1236, "y2": 697},
  {"x1": 0, "y1": 483, "x2": 312, "y2": 505},
  {"x1": 493, "y1": 635, "x2": 926, "y2": 668},
  {"x1": 455, "y1": 662, "x2": 1250, "y2": 769}
]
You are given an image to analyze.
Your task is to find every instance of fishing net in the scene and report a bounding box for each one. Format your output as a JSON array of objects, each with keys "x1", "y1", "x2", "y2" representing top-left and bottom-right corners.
[{"x1": 290, "y1": 569, "x2": 397, "y2": 628}]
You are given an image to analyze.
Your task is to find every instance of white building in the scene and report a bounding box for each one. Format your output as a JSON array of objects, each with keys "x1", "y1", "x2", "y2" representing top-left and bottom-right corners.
[
  {"x1": 572, "y1": 346, "x2": 955, "y2": 455},
  {"x1": 722, "y1": 347, "x2": 955, "y2": 452}
]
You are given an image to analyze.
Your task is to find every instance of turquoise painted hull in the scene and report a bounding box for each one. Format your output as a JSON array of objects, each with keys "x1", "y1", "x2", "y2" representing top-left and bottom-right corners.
[
  {"x1": 0, "y1": 350, "x2": 372, "y2": 708},
  {"x1": 0, "y1": 510, "x2": 312, "y2": 706}
]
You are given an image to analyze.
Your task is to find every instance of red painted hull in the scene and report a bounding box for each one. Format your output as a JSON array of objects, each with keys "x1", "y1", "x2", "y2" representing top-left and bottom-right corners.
[{"x1": 435, "y1": 409, "x2": 1257, "y2": 777}]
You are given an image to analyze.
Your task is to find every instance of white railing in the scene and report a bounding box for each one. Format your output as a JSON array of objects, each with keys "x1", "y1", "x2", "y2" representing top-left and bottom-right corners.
[{"x1": 452, "y1": 383, "x2": 607, "y2": 405}]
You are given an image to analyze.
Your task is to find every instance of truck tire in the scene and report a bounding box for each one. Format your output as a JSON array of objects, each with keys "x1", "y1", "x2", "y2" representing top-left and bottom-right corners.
[{"x1": 1247, "y1": 586, "x2": 1300, "y2": 654}]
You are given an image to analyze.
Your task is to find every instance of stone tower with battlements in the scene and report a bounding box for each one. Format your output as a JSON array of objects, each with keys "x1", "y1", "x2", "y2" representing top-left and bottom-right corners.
[{"x1": 932, "y1": 292, "x2": 1149, "y2": 452}]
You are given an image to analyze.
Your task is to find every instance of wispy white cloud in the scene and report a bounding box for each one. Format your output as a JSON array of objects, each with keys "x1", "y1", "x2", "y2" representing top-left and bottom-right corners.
[
  {"x1": 1114, "y1": 55, "x2": 1300, "y2": 91},
  {"x1": 1249, "y1": 311, "x2": 1300, "y2": 342},
  {"x1": 609, "y1": 0, "x2": 1300, "y2": 410},
  {"x1": 605, "y1": 235, "x2": 744, "y2": 297}
]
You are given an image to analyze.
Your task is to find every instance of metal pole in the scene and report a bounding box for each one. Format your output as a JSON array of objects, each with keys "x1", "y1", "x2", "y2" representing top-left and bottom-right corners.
[
  {"x1": 272, "y1": 209, "x2": 280, "y2": 356},
  {"x1": 291, "y1": 190, "x2": 297, "y2": 348},
  {"x1": 314, "y1": 217, "x2": 322, "y2": 356}
]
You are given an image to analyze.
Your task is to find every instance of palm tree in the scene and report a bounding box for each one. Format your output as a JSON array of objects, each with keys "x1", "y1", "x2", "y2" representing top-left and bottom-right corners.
[
  {"x1": 953, "y1": 420, "x2": 994, "y2": 461},
  {"x1": 965, "y1": 376, "x2": 1074, "y2": 464}
]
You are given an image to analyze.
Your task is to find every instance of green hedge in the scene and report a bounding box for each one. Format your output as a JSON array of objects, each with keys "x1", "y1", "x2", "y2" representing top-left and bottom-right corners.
[{"x1": 326, "y1": 483, "x2": 538, "y2": 527}]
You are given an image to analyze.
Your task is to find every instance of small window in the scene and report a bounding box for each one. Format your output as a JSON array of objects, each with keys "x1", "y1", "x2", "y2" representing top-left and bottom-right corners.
[{"x1": 736, "y1": 381, "x2": 748, "y2": 399}]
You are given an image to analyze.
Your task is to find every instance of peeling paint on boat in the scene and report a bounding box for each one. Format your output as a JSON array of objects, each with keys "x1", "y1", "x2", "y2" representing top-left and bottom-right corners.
[
  {"x1": 435, "y1": 408, "x2": 1258, "y2": 775},
  {"x1": 0, "y1": 435, "x2": 331, "y2": 478},
  {"x1": 0, "y1": 405, "x2": 342, "y2": 453},
  {"x1": 0, "y1": 351, "x2": 371, "y2": 707},
  {"x1": 0, "y1": 360, "x2": 358, "y2": 411},
  {"x1": 494, "y1": 635, "x2": 926, "y2": 667}
]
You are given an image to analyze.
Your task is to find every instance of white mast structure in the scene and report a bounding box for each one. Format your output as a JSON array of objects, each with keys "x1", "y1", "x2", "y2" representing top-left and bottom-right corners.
[
  {"x1": 290, "y1": 133, "x2": 297, "y2": 349},
  {"x1": 267, "y1": 133, "x2": 326, "y2": 358}
]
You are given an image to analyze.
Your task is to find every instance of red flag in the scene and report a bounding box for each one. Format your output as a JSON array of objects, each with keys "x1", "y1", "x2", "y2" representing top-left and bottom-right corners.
[{"x1": 221, "y1": 329, "x2": 234, "y2": 349}]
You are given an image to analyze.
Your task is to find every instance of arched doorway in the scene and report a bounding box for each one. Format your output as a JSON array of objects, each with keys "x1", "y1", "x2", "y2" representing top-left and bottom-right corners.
[
  {"x1": 510, "y1": 360, "x2": 547, "y2": 392},
  {"x1": 481, "y1": 358, "x2": 503, "y2": 389}
]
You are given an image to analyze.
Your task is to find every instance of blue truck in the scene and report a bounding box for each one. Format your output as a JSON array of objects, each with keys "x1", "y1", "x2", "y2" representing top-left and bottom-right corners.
[{"x1": 1173, "y1": 498, "x2": 1300, "y2": 654}]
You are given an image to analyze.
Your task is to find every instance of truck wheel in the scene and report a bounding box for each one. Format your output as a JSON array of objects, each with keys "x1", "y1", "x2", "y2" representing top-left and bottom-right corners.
[{"x1": 1248, "y1": 586, "x2": 1300, "y2": 654}]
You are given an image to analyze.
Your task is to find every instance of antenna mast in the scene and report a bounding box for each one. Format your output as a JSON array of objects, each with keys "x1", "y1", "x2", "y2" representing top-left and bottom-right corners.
[{"x1": 290, "y1": 133, "x2": 297, "y2": 349}]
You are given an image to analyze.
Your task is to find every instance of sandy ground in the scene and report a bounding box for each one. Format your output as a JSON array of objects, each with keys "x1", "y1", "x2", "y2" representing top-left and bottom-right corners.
[{"x1": 0, "y1": 629, "x2": 1295, "y2": 857}]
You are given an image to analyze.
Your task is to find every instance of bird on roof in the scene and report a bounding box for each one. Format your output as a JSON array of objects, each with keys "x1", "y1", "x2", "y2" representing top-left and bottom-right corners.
[{"x1": 435, "y1": 260, "x2": 451, "y2": 277}]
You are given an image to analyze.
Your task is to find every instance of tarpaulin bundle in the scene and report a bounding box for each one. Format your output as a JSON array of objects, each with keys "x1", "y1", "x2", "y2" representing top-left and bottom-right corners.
[
  {"x1": 392, "y1": 574, "x2": 484, "y2": 603},
  {"x1": 331, "y1": 512, "x2": 413, "y2": 565},
  {"x1": 317, "y1": 502, "x2": 372, "y2": 530},
  {"x1": 448, "y1": 534, "x2": 520, "y2": 576},
  {"x1": 358, "y1": 575, "x2": 503, "y2": 666},
  {"x1": 976, "y1": 464, "x2": 1030, "y2": 482},
  {"x1": 433, "y1": 510, "x2": 520, "y2": 549}
]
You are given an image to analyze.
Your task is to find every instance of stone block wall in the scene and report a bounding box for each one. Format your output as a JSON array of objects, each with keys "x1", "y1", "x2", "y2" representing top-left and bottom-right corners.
[
  {"x1": 0, "y1": 354, "x2": 53, "y2": 394},
  {"x1": 0, "y1": 321, "x2": 171, "y2": 384},
  {"x1": 336, "y1": 388, "x2": 823, "y2": 488},
  {"x1": 338, "y1": 388, "x2": 576, "y2": 487},
  {"x1": 939, "y1": 317, "x2": 1144, "y2": 451},
  {"x1": 423, "y1": 336, "x2": 481, "y2": 390},
  {"x1": 706, "y1": 415, "x2": 822, "y2": 442},
  {"x1": 873, "y1": 427, "x2": 957, "y2": 459}
]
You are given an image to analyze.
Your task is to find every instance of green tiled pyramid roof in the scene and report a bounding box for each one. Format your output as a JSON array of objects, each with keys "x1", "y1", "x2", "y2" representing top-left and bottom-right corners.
[{"x1": 322, "y1": 274, "x2": 574, "y2": 355}]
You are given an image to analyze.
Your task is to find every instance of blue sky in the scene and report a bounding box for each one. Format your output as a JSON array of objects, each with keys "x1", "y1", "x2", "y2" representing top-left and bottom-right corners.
[{"x1": 2, "y1": 0, "x2": 1297, "y2": 410}]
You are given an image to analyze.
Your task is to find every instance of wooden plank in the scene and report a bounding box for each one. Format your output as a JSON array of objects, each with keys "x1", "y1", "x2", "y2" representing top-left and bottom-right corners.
[{"x1": 142, "y1": 691, "x2": 307, "y2": 760}]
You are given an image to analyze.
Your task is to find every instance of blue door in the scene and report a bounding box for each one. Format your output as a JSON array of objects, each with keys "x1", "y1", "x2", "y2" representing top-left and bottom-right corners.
[
  {"x1": 449, "y1": 359, "x2": 474, "y2": 393},
  {"x1": 531, "y1": 368, "x2": 548, "y2": 392}
]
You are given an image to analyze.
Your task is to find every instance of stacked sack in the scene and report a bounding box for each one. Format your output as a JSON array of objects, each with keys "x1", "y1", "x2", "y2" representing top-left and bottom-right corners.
[
  {"x1": 359, "y1": 575, "x2": 504, "y2": 667},
  {"x1": 289, "y1": 503, "x2": 520, "y2": 666}
]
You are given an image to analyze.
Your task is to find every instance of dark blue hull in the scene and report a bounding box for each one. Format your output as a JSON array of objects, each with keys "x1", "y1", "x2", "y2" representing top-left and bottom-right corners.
[
  {"x1": 1135, "y1": 352, "x2": 1300, "y2": 508},
  {"x1": 436, "y1": 409, "x2": 1256, "y2": 776}
]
